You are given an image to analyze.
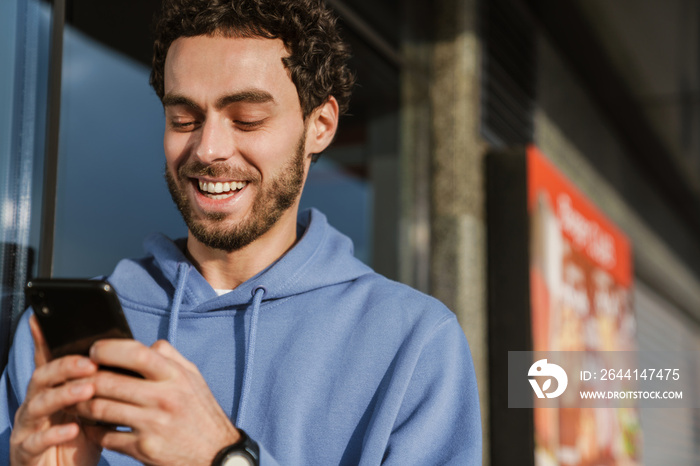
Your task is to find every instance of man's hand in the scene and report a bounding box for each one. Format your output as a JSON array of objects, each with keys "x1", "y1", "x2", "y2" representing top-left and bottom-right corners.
[
  {"x1": 10, "y1": 315, "x2": 102, "y2": 466},
  {"x1": 75, "y1": 339, "x2": 240, "y2": 466}
]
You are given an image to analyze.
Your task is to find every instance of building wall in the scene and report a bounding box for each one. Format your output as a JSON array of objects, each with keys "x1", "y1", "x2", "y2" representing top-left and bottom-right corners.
[
  {"x1": 534, "y1": 32, "x2": 700, "y2": 327},
  {"x1": 412, "y1": 0, "x2": 700, "y2": 463}
]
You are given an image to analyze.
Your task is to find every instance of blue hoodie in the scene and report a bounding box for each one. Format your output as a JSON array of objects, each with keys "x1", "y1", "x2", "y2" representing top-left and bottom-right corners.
[{"x1": 0, "y1": 209, "x2": 481, "y2": 465}]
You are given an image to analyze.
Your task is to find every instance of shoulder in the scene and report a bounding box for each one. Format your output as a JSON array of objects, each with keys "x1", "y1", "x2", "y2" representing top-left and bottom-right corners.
[
  {"x1": 106, "y1": 255, "x2": 172, "y2": 307},
  {"x1": 347, "y1": 271, "x2": 461, "y2": 335},
  {"x1": 355, "y1": 272, "x2": 452, "y2": 312},
  {"x1": 104, "y1": 233, "x2": 190, "y2": 308}
]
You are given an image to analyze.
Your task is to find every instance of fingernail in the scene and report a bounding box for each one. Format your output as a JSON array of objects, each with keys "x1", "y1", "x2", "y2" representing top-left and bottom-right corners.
[
  {"x1": 70, "y1": 384, "x2": 86, "y2": 395},
  {"x1": 76, "y1": 357, "x2": 92, "y2": 369},
  {"x1": 58, "y1": 424, "x2": 76, "y2": 436}
]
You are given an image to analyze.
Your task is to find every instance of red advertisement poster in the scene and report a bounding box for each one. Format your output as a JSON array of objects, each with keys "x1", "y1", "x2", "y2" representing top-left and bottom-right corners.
[{"x1": 527, "y1": 146, "x2": 640, "y2": 465}]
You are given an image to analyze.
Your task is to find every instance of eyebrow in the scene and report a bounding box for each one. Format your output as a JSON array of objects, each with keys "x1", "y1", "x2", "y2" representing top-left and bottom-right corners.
[{"x1": 162, "y1": 90, "x2": 275, "y2": 111}]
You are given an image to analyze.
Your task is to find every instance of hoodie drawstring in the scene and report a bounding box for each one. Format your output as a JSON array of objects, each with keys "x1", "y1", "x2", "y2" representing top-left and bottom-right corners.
[
  {"x1": 165, "y1": 264, "x2": 263, "y2": 427},
  {"x1": 168, "y1": 263, "x2": 190, "y2": 347},
  {"x1": 236, "y1": 285, "x2": 265, "y2": 427}
]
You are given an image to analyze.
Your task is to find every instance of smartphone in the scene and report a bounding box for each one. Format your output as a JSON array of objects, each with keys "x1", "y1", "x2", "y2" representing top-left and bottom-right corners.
[{"x1": 24, "y1": 278, "x2": 134, "y2": 360}]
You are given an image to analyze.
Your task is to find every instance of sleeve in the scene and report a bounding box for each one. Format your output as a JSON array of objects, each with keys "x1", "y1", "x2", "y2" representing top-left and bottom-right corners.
[
  {"x1": 0, "y1": 311, "x2": 36, "y2": 462},
  {"x1": 0, "y1": 368, "x2": 17, "y2": 462},
  {"x1": 257, "y1": 442, "x2": 280, "y2": 465},
  {"x1": 382, "y1": 314, "x2": 482, "y2": 465}
]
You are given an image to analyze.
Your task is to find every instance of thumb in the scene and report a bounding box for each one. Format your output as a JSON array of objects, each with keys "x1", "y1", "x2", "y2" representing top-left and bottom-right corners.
[
  {"x1": 151, "y1": 340, "x2": 200, "y2": 374},
  {"x1": 29, "y1": 314, "x2": 52, "y2": 367}
]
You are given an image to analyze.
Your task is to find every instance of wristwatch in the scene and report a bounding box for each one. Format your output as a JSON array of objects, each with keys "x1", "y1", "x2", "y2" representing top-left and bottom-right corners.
[{"x1": 211, "y1": 429, "x2": 260, "y2": 466}]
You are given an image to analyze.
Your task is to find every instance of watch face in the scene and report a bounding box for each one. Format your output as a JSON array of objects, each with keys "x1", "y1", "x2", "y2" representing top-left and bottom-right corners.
[{"x1": 222, "y1": 452, "x2": 254, "y2": 466}]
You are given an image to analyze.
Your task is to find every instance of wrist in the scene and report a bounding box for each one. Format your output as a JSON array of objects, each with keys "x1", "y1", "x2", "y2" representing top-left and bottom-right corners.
[{"x1": 211, "y1": 428, "x2": 260, "y2": 466}]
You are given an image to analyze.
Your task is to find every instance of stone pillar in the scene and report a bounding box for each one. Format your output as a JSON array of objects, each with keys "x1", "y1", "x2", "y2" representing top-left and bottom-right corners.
[
  {"x1": 401, "y1": 0, "x2": 489, "y2": 460},
  {"x1": 431, "y1": 0, "x2": 489, "y2": 462}
]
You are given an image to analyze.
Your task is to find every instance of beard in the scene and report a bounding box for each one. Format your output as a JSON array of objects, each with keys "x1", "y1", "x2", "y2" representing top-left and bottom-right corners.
[{"x1": 165, "y1": 132, "x2": 307, "y2": 252}]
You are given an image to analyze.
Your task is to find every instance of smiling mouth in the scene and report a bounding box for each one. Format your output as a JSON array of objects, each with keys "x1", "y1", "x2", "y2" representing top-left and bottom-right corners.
[{"x1": 196, "y1": 180, "x2": 248, "y2": 200}]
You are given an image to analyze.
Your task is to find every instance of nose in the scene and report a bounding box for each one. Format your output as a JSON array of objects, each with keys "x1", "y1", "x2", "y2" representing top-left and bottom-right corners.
[{"x1": 194, "y1": 116, "x2": 235, "y2": 164}]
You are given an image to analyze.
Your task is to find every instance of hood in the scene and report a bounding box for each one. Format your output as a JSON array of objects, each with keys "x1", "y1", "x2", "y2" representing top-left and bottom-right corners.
[{"x1": 108, "y1": 208, "x2": 373, "y2": 313}]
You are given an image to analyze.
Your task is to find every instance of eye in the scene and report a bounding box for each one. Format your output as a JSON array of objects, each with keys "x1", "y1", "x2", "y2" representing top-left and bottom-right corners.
[
  {"x1": 234, "y1": 119, "x2": 266, "y2": 131},
  {"x1": 170, "y1": 119, "x2": 199, "y2": 132}
]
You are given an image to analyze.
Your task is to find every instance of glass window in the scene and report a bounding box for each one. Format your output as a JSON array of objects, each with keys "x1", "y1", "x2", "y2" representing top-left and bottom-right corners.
[
  {"x1": 53, "y1": 23, "x2": 184, "y2": 278},
  {"x1": 0, "y1": 0, "x2": 49, "y2": 366}
]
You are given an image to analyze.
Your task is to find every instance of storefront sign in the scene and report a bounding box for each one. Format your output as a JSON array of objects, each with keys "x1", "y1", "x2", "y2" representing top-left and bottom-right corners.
[{"x1": 527, "y1": 146, "x2": 639, "y2": 465}]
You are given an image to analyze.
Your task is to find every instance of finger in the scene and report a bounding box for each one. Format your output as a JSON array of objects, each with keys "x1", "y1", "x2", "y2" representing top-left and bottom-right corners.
[
  {"x1": 22, "y1": 381, "x2": 94, "y2": 422},
  {"x1": 150, "y1": 341, "x2": 213, "y2": 395},
  {"x1": 91, "y1": 427, "x2": 172, "y2": 466},
  {"x1": 88, "y1": 428, "x2": 140, "y2": 460},
  {"x1": 151, "y1": 340, "x2": 199, "y2": 373},
  {"x1": 18, "y1": 422, "x2": 80, "y2": 457},
  {"x1": 28, "y1": 356, "x2": 97, "y2": 395},
  {"x1": 83, "y1": 422, "x2": 111, "y2": 443},
  {"x1": 72, "y1": 396, "x2": 152, "y2": 430},
  {"x1": 84, "y1": 370, "x2": 156, "y2": 407},
  {"x1": 90, "y1": 340, "x2": 176, "y2": 381},
  {"x1": 29, "y1": 315, "x2": 51, "y2": 367}
]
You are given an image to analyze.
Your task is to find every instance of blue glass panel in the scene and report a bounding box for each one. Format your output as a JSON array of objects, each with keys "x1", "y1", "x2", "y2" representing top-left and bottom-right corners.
[
  {"x1": 53, "y1": 25, "x2": 185, "y2": 278},
  {"x1": 0, "y1": 0, "x2": 47, "y2": 364}
]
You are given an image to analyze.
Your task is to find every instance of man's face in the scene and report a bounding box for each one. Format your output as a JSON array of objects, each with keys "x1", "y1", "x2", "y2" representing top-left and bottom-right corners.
[{"x1": 162, "y1": 35, "x2": 310, "y2": 251}]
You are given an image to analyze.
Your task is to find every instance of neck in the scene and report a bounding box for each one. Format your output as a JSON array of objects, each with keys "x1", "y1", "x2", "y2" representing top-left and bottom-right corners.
[{"x1": 185, "y1": 207, "x2": 300, "y2": 290}]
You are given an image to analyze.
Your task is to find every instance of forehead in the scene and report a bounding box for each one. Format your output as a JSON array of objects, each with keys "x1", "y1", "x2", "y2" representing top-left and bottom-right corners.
[{"x1": 164, "y1": 35, "x2": 297, "y2": 106}]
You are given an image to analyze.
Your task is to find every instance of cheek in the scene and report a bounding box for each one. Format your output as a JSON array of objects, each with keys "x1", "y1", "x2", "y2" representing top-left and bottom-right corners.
[
  {"x1": 164, "y1": 133, "x2": 191, "y2": 168},
  {"x1": 248, "y1": 135, "x2": 300, "y2": 179},
  {"x1": 248, "y1": 122, "x2": 306, "y2": 164}
]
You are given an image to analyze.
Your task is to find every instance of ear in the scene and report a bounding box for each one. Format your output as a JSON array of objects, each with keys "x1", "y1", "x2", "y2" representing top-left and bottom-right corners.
[{"x1": 305, "y1": 96, "x2": 339, "y2": 157}]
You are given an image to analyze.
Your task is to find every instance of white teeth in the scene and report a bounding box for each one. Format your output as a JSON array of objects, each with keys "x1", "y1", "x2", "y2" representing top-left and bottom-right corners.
[
  {"x1": 197, "y1": 180, "x2": 248, "y2": 195},
  {"x1": 210, "y1": 193, "x2": 234, "y2": 200}
]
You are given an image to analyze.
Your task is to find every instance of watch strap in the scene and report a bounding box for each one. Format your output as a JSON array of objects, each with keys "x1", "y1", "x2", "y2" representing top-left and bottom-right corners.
[{"x1": 211, "y1": 428, "x2": 260, "y2": 466}]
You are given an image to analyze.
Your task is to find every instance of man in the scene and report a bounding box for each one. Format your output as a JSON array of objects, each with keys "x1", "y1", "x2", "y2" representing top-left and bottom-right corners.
[{"x1": 1, "y1": 0, "x2": 481, "y2": 464}]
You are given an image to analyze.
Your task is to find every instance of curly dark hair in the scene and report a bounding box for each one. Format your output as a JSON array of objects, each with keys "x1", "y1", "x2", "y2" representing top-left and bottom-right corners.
[{"x1": 150, "y1": 0, "x2": 354, "y2": 118}]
